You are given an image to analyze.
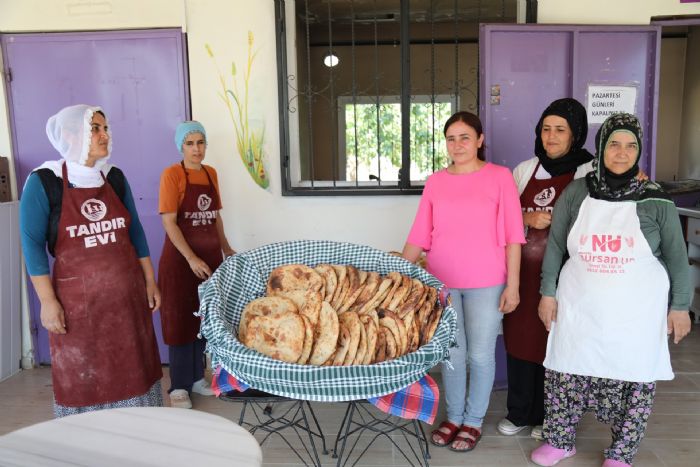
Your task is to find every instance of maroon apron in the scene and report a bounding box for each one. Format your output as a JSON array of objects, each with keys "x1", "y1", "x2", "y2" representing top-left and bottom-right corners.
[
  {"x1": 158, "y1": 162, "x2": 223, "y2": 346},
  {"x1": 502, "y1": 163, "x2": 575, "y2": 363},
  {"x1": 51, "y1": 163, "x2": 162, "y2": 407}
]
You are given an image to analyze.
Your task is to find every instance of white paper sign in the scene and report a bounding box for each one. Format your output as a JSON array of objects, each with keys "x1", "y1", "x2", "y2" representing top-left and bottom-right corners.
[{"x1": 587, "y1": 85, "x2": 637, "y2": 124}]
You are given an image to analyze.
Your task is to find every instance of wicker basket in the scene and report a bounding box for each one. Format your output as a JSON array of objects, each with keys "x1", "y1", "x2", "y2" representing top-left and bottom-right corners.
[{"x1": 198, "y1": 240, "x2": 456, "y2": 402}]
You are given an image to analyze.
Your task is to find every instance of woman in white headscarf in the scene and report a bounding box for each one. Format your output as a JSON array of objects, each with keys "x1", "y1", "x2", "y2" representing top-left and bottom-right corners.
[{"x1": 19, "y1": 104, "x2": 163, "y2": 417}]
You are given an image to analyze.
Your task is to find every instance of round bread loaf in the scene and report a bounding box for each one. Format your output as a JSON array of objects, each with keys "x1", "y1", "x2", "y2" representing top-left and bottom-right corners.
[{"x1": 242, "y1": 312, "x2": 305, "y2": 363}]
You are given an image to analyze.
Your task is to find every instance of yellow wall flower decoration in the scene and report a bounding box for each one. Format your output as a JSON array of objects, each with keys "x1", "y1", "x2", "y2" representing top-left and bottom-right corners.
[{"x1": 206, "y1": 33, "x2": 269, "y2": 189}]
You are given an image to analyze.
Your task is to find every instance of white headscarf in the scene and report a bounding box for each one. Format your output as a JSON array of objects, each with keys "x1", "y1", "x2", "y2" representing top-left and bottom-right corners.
[{"x1": 33, "y1": 104, "x2": 114, "y2": 188}]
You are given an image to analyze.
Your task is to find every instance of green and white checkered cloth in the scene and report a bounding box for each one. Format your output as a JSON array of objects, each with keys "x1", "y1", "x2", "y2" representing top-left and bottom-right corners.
[{"x1": 198, "y1": 240, "x2": 457, "y2": 402}]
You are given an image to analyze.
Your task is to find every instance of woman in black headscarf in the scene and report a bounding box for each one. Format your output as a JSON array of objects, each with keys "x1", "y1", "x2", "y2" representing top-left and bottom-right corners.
[
  {"x1": 531, "y1": 113, "x2": 690, "y2": 467},
  {"x1": 499, "y1": 98, "x2": 594, "y2": 441}
]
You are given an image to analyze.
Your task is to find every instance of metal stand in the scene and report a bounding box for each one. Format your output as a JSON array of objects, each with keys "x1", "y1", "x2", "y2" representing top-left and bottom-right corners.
[
  {"x1": 332, "y1": 401, "x2": 430, "y2": 467},
  {"x1": 219, "y1": 393, "x2": 328, "y2": 467}
]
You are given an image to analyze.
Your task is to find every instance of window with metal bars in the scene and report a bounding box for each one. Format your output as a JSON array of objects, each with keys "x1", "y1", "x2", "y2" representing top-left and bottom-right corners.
[{"x1": 274, "y1": 0, "x2": 520, "y2": 195}]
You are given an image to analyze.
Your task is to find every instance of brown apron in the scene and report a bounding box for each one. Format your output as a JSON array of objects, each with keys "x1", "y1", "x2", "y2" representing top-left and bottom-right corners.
[
  {"x1": 502, "y1": 163, "x2": 574, "y2": 363},
  {"x1": 158, "y1": 162, "x2": 222, "y2": 345},
  {"x1": 51, "y1": 162, "x2": 162, "y2": 407}
]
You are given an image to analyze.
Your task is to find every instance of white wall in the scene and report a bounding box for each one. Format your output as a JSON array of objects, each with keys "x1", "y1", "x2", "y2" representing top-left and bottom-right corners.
[
  {"x1": 538, "y1": 0, "x2": 700, "y2": 24},
  {"x1": 678, "y1": 26, "x2": 700, "y2": 179},
  {"x1": 655, "y1": 37, "x2": 687, "y2": 181}
]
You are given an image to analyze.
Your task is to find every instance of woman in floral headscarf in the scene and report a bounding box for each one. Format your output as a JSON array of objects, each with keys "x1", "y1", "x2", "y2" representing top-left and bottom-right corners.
[
  {"x1": 19, "y1": 104, "x2": 163, "y2": 417},
  {"x1": 530, "y1": 113, "x2": 691, "y2": 467}
]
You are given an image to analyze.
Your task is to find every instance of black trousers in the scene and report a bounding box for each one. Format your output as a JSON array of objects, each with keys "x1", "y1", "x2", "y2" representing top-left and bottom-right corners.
[
  {"x1": 168, "y1": 338, "x2": 206, "y2": 393},
  {"x1": 505, "y1": 353, "x2": 545, "y2": 426}
]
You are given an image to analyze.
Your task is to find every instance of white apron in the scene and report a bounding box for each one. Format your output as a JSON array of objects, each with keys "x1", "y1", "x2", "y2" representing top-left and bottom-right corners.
[{"x1": 543, "y1": 196, "x2": 674, "y2": 382}]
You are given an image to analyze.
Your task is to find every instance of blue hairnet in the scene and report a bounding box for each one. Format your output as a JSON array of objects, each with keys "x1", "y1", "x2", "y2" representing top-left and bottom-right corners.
[{"x1": 175, "y1": 121, "x2": 207, "y2": 153}]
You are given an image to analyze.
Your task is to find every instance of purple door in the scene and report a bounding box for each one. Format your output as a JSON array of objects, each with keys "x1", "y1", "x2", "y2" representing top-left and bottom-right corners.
[
  {"x1": 1, "y1": 29, "x2": 190, "y2": 364},
  {"x1": 480, "y1": 24, "x2": 660, "y2": 174},
  {"x1": 479, "y1": 24, "x2": 660, "y2": 388}
]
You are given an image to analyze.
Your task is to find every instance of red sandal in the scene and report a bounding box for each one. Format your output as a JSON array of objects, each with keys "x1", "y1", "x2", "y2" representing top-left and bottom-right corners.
[
  {"x1": 430, "y1": 420, "x2": 460, "y2": 447},
  {"x1": 449, "y1": 425, "x2": 482, "y2": 452}
]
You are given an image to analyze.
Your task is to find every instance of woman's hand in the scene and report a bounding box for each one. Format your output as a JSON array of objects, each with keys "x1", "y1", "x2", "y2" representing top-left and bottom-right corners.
[
  {"x1": 667, "y1": 310, "x2": 691, "y2": 344},
  {"x1": 187, "y1": 255, "x2": 212, "y2": 280},
  {"x1": 499, "y1": 285, "x2": 520, "y2": 313},
  {"x1": 41, "y1": 298, "x2": 67, "y2": 334},
  {"x1": 538, "y1": 296, "x2": 558, "y2": 331},
  {"x1": 146, "y1": 279, "x2": 161, "y2": 312},
  {"x1": 523, "y1": 211, "x2": 552, "y2": 230}
]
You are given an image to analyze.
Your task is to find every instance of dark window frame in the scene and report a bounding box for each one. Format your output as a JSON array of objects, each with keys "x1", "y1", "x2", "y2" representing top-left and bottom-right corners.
[{"x1": 274, "y1": 0, "x2": 536, "y2": 196}]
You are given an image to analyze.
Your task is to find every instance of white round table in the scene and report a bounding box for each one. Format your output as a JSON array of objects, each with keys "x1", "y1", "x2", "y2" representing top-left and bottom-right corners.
[{"x1": 0, "y1": 407, "x2": 262, "y2": 466}]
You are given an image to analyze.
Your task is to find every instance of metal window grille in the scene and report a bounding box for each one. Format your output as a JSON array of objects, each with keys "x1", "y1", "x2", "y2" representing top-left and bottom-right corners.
[{"x1": 275, "y1": 0, "x2": 519, "y2": 196}]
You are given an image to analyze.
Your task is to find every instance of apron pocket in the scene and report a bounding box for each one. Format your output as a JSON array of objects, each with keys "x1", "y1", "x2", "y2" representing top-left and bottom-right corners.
[{"x1": 55, "y1": 276, "x2": 88, "y2": 321}]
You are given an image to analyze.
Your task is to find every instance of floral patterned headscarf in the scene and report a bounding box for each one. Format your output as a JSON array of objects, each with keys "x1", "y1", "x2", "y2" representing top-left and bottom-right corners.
[{"x1": 585, "y1": 113, "x2": 668, "y2": 202}]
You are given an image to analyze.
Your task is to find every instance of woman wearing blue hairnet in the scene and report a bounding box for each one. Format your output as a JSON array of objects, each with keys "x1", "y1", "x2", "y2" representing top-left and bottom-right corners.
[{"x1": 158, "y1": 121, "x2": 235, "y2": 409}]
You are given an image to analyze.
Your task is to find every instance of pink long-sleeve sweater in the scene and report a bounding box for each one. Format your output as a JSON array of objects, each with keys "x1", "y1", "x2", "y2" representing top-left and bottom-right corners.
[{"x1": 407, "y1": 163, "x2": 525, "y2": 289}]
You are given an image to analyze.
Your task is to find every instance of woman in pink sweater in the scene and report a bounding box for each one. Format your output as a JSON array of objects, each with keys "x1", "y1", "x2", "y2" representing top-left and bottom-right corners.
[{"x1": 403, "y1": 111, "x2": 525, "y2": 452}]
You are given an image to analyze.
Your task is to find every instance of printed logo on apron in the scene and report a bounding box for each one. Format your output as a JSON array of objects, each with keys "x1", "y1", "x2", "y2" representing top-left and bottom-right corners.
[
  {"x1": 81, "y1": 198, "x2": 107, "y2": 221},
  {"x1": 184, "y1": 194, "x2": 217, "y2": 226},
  {"x1": 577, "y1": 234, "x2": 635, "y2": 274},
  {"x1": 67, "y1": 198, "x2": 126, "y2": 248},
  {"x1": 544, "y1": 196, "x2": 673, "y2": 382},
  {"x1": 197, "y1": 194, "x2": 212, "y2": 211},
  {"x1": 533, "y1": 187, "x2": 556, "y2": 207}
]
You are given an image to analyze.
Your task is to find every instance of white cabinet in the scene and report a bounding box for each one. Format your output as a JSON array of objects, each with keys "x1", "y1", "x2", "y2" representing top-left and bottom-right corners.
[
  {"x1": 0, "y1": 201, "x2": 21, "y2": 381},
  {"x1": 685, "y1": 216, "x2": 700, "y2": 321}
]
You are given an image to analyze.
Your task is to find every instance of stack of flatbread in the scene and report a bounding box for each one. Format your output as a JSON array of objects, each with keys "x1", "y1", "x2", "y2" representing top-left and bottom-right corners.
[{"x1": 238, "y1": 263, "x2": 443, "y2": 366}]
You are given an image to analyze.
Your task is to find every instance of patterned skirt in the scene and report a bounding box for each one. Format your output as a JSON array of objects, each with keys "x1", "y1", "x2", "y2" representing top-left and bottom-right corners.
[{"x1": 53, "y1": 380, "x2": 163, "y2": 418}]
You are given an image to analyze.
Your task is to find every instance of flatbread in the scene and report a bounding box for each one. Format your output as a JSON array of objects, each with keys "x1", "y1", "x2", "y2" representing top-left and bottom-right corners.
[
  {"x1": 270, "y1": 289, "x2": 322, "y2": 328},
  {"x1": 383, "y1": 327, "x2": 397, "y2": 360},
  {"x1": 308, "y1": 302, "x2": 340, "y2": 365},
  {"x1": 374, "y1": 328, "x2": 387, "y2": 363},
  {"x1": 267, "y1": 264, "x2": 323, "y2": 295},
  {"x1": 412, "y1": 284, "x2": 430, "y2": 318},
  {"x1": 332, "y1": 325, "x2": 351, "y2": 366},
  {"x1": 314, "y1": 264, "x2": 338, "y2": 302},
  {"x1": 357, "y1": 276, "x2": 393, "y2": 314},
  {"x1": 300, "y1": 291, "x2": 322, "y2": 328},
  {"x1": 297, "y1": 315, "x2": 313, "y2": 365},
  {"x1": 362, "y1": 308, "x2": 380, "y2": 330},
  {"x1": 338, "y1": 266, "x2": 363, "y2": 313},
  {"x1": 322, "y1": 351, "x2": 335, "y2": 366},
  {"x1": 380, "y1": 272, "x2": 403, "y2": 309},
  {"x1": 407, "y1": 316, "x2": 420, "y2": 353},
  {"x1": 239, "y1": 296, "x2": 298, "y2": 339},
  {"x1": 352, "y1": 319, "x2": 367, "y2": 365},
  {"x1": 242, "y1": 312, "x2": 305, "y2": 363},
  {"x1": 331, "y1": 266, "x2": 350, "y2": 310},
  {"x1": 351, "y1": 272, "x2": 380, "y2": 312},
  {"x1": 339, "y1": 311, "x2": 362, "y2": 365},
  {"x1": 379, "y1": 309, "x2": 405, "y2": 357},
  {"x1": 421, "y1": 303, "x2": 443, "y2": 346},
  {"x1": 417, "y1": 287, "x2": 438, "y2": 326},
  {"x1": 387, "y1": 275, "x2": 413, "y2": 311},
  {"x1": 358, "y1": 270, "x2": 368, "y2": 286},
  {"x1": 402, "y1": 310, "x2": 414, "y2": 345},
  {"x1": 398, "y1": 279, "x2": 425, "y2": 318},
  {"x1": 362, "y1": 318, "x2": 378, "y2": 365}
]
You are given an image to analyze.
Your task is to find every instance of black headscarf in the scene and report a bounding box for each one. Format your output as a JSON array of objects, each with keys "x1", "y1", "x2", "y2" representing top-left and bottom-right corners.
[
  {"x1": 534, "y1": 98, "x2": 594, "y2": 176},
  {"x1": 586, "y1": 113, "x2": 669, "y2": 202}
]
